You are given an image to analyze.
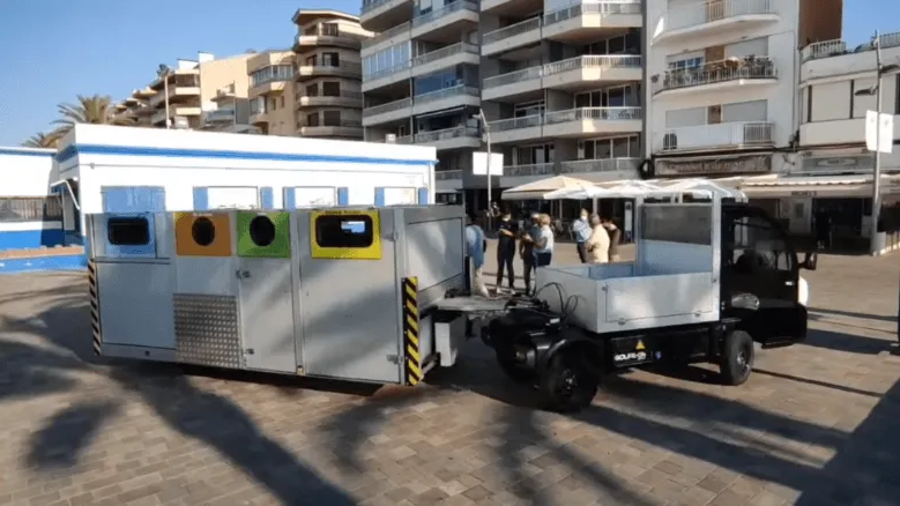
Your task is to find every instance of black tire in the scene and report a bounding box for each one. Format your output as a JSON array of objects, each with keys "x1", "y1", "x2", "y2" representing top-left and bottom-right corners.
[
  {"x1": 719, "y1": 330, "x2": 754, "y2": 386},
  {"x1": 496, "y1": 353, "x2": 535, "y2": 383},
  {"x1": 539, "y1": 351, "x2": 599, "y2": 413}
]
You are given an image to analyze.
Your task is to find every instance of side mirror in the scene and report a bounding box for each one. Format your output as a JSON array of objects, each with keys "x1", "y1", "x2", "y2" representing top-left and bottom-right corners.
[{"x1": 801, "y1": 251, "x2": 818, "y2": 271}]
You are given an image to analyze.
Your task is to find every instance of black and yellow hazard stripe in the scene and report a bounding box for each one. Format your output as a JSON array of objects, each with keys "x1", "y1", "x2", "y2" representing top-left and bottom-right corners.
[
  {"x1": 88, "y1": 260, "x2": 102, "y2": 356},
  {"x1": 402, "y1": 276, "x2": 421, "y2": 386}
]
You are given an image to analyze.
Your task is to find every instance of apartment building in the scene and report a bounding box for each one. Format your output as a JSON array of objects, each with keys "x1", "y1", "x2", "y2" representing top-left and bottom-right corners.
[
  {"x1": 248, "y1": 50, "x2": 297, "y2": 136},
  {"x1": 360, "y1": 0, "x2": 482, "y2": 205},
  {"x1": 737, "y1": 29, "x2": 900, "y2": 249},
  {"x1": 201, "y1": 83, "x2": 258, "y2": 134},
  {"x1": 113, "y1": 88, "x2": 156, "y2": 127},
  {"x1": 148, "y1": 52, "x2": 252, "y2": 130},
  {"x1": 644, "y1": 0, "x2": 840, "y2": 189},
  {"x1": 293, "y1": 10, "x2": 371, "y2": 140}
]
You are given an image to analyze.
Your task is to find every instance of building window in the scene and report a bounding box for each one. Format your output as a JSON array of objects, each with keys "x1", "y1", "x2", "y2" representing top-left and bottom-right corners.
[
  {"x1": 307, "y1": 113, "x2": 319, "y2": 127},
  {"x1": 322, "y1": 52, "x2": 340, "y2": 66},
  {"x1": 574, "y1": 84, "x2": 640, "y2": 108},
  {"x1": 0, "y1": 197, "x2": 63, "y2": 222},
  {"x1": 514, "y1": 100, "x2": 544, "y2": 118},
  {"x1": 668, "y1": 57, "x2": 703, "y2": 70},
  {"x1": 578, "y1": 135, "x2": 641, "y2": 159},
  {"x1": 250, "y1": 65, "x2": 294, "y2": 87},
  {"x1": 514, "y1": 143, "x2": 553, "y2": 165},
  {"x1": 306, "y1": 84, "x2": 319, "y2": 97},
  {"x1": 323, "y1": 82, "x2": 340, "y2": 96},
  {"x1": 306, "y1": 55, "x2": 317, "y2": 66},
  {"x1": 321, "y1": 23, "x2": 339, "y2": 36},
  {"x1": 323, "y1": 111, "x2": 342, "y2": 126}
]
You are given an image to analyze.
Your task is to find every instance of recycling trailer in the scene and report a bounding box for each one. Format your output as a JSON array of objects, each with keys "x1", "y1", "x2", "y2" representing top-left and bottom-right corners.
[
  {"x1": 52, "y1": 124, "x2": 437, "y2": 238},
  {"x1": 87, "y1": 205, "x2": 468, "y2": 386}
]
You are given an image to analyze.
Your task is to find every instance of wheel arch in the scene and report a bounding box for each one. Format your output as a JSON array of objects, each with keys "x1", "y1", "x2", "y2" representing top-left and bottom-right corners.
[{"x1": 538, "y1": 328, "x2": 604, "y2": 377}]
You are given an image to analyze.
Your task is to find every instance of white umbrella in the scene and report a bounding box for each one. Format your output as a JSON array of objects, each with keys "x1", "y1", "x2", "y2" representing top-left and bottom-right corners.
[{"x1": 542, "y1": 185, "x2": 615, "y2": 200}]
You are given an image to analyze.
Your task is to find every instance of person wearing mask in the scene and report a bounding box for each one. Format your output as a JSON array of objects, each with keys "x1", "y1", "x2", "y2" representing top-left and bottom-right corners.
[
  {"x1": 465, "y1": 215, "x2": 490, "y2": 297},
  {"x1": 519, "y1": 213, "x2": 541, "y2": 295},
  {"x1": 602, "y1": 217, "x2": 622, "y2": 262},
  {"x1": 585, "y1": 214, "x2": 610, "y2": 264},
  {"x1": 572, "y1": 208, "x2": 593, "y2": 264},
  {"x1": 495, "y1": 208, "x2": 519, "y2": 291},
  {"x1": 533, "y1": 214, "x2": 555, "y2": 267}
]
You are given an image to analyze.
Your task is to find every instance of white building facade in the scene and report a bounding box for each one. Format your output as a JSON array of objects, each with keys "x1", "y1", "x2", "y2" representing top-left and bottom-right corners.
[{"x1": 645, "y1": 0, "x2": 800, "y2": 195}]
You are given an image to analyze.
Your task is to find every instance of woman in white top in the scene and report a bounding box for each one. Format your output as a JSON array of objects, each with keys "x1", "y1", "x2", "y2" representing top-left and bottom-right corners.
[{"x1": 533, "y1": 214, "x2": 555, "y2": 267}]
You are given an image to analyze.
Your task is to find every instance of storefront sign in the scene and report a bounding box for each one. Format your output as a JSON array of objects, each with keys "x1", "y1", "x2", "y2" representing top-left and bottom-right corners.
[
  {"x1": 800, "y1": 155, "x2": 871, "y2": 172},
  {"x1": 655, "y1": 155, "x2": 771, "y2": 176},
  {"x1": 790, "y1": 191, "x2": 817, "y2": 197}
]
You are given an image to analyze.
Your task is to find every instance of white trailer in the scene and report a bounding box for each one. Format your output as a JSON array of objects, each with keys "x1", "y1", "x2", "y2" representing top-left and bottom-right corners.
[{"x1": 51, "y1": 124, "x2": 437, "y2": 237}]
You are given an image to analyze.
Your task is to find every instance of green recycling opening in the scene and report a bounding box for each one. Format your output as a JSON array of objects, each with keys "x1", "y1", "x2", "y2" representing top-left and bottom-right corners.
[{"x1": 236, "y1": 211, "x2": 291, "y2": 258}]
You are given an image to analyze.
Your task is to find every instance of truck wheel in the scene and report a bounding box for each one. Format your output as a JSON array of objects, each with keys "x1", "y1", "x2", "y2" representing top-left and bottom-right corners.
[
  {"x1": 540, "y1": 352, "x2": 598, "y2": 413},
  {"x1": 496, "y1": 353, "x2": 535, "y2": 383},
  {"x1": 720, "y1": 330, "x2": 754, "y2": 386}
]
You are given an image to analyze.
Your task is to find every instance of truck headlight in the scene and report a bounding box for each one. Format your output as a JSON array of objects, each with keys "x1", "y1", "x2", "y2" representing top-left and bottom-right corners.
[{"x1": 798, "y1": 276, "x2": 809, "y2": 306}]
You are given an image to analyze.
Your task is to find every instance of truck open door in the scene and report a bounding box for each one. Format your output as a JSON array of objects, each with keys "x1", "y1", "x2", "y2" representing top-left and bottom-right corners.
[{"x1": 721, "y1": 205, "x2": 808, "y2": 348}]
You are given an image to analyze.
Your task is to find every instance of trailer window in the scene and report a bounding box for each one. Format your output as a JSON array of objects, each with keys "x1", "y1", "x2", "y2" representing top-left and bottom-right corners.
[
  {"x1": 249, "y1": 215, "x2": 276, "y2": 247},
  {"x1": 191, "y1": 217, "x2": 216, "y2": 246},
  {"x1": 107, "y1": 217, "x2": 150, "y2": 245},
  {"x1": 315, "y1": 215, "x2": 374, "y2": 248},
  {"x1": 640, "y1": 205, "x2": 711, "y2": 245}
]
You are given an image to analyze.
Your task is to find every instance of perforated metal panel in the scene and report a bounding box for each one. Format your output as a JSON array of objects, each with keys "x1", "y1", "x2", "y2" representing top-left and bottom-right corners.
[{"x1": 173, "y1": 294, "x2": 243, "y2": 369}]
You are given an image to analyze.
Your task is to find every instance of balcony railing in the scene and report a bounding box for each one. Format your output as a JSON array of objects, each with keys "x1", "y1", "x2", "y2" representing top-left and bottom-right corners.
[
  {"x1": 559, "y1": 158, "x2": 641, "y2": 174},
  {"x1": 296, "y1": 61, "x2": 362, "y2": 75},
  {"x1": 664, "y1": 0, "x2": 775, "y2": 33},
  {"x1": 362, "y1": 22, "x2": 411, "y2": 49},
  {"x1": 802, "y1": 32, "x2": 900, "y2": 62},
  {"x1": 483, "y1": 17, "x2": 541, "y2": 45},
  {"x1": 412, "y1": 1, "x2": 478, "y2": 28},
  {"x1": 361, "y1": 0, "x2": 397, "y2": 14},
  {"x1": 436, "y1": 170, "x2": 463, "y2": 180},
  {"x1": 363, "y1": 97, "x2": 412, "y2": 117},
  {"x1": 414, "y1": 85, "x2": 479, "y2": 105},
  {"x1": 412, "y1": 42, "x2": 479, "y2": 67},
  {"x1": 506, "y1": 163, "x2": 555, "y2": 177},
  {"x1": 653, "y1": 56, "x2": 776, "y2": 94},
  {"x1": 661, "y1": 121, "x2": 773, "y2": 151},
  {"x1": 484, "y1": 54, "x2": 641, "y2": 89},
  {"x1": 489, "y1": 114, "x2": 543, "y2": 132},
  {"x1": 204, "y1": 109, "x2": 236, "y2": 123},
  {"x1": 297, "y1": 90, "x2": 363, "y2": 104},
  {"x1": 544, "y1": 107, "x2": 642, "y2": 124},
  {"x1": 413, "y1": 125, "x2": 480, "y2": 143},
  {"x1": 300, "y1": 119, "x2": 364, "y2": 129},
  {"x1": 367, "y1": 61, "x2": 411, "y2": 81},
  {"x1": 544, "y1": 54, "x2": 642, "y2": 76},
  {"x1": 544, "y1": 0, "x2": 641, "y2": 26}
]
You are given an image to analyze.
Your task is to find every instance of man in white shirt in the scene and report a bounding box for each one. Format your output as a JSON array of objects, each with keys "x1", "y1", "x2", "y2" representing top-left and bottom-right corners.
[{"x1": 571, "y1": 208, "x2": 593, "y2": 264}]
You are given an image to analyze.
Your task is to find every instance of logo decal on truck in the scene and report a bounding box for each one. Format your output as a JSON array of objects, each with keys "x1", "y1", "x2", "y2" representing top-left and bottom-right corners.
[{"x1": 614, "y1": 351, "x2": 647, "y2": 363}]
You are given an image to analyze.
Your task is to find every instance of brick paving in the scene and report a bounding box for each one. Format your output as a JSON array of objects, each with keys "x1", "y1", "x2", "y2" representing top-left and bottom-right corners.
[{"x1": 0, "y1": 244, "x2": 898, "y2": 505}]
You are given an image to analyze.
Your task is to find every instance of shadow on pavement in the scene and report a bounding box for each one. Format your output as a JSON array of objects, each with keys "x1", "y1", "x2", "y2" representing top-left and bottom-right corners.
[
  {"x1": 809, "y1": 307, "x2": 896, "y2": 323},
  {"x1": 751, "y1": 368, "x2": 883, "y2": 398},
  {"x1": 26, "y1": 399, "x2": 121, "y2": 470}
]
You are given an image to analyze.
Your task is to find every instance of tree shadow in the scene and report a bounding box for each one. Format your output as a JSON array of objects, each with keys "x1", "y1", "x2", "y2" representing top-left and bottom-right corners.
[
  {"x1": 26, "y1": 399, "x2": 121, "y2": 469},
  {"x1": 809, "y1": 307, "x2": 896, "y2": 323},
  {"x1": 801, "y1": 328, "x2": 894, "y2": 355}
]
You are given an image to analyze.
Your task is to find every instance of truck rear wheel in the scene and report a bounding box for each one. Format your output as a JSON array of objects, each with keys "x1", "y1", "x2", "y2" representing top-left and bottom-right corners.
[
  {"x1": 540, "y1": 351, "x2": 598, "y2": 413},
  {"x1": 720, "y1": 330, "x2": 754, "y2": 386}
]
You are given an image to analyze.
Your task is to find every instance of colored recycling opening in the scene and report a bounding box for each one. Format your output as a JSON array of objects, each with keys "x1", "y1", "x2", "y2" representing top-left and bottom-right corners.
[
  {"x1": 236, "y1": 211, "x2": 291, "y2": 258},
  {"x1": 175, "y1": 212, "x2": 233, "y2": 257}
]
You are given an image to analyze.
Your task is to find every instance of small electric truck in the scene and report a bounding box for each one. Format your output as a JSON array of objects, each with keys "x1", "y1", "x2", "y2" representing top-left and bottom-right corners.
[{"x1": 451, "y1": 182, "x2": 817, "y2": 412}]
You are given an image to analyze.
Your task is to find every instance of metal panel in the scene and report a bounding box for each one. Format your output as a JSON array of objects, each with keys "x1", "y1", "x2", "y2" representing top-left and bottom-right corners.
[
  {"x1": 405, "y1": 218, "x2": 464, "y2": 290},
  {"x1": 174, "y1": 294, "x2": 243, "y2": 369},
  {"x1": 296, "y1": 209, "x2": 402, "y2": 383},
  {"x1": 418, "y1": 187, "x2": 429, "y2": 204},
  {"x1": 97, "y1": 262, "x2": 175, "y2": 348},
  {"x1": 101, "y1": 186, "x2": 166, "y2": 213},
  {"x1": 239, "y1": 258, "x2": 296, "y2": 373},
  {"x1": 259, "y1": 187, "x2": 275, "y2": 209}
]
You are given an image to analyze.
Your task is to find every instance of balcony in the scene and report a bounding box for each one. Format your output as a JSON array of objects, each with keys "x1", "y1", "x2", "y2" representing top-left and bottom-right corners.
[
  {"x1": 148, "y1": 84, "x2": 201, "y2": 108},
  {"x1": 151, "y1": 106, "x2": 201, "y2": 126},
  {"x1": 483, "y1": 54, "x2": 641, "y2": 101},
  {"x1": 362, "y1": 22, "x2": 411, "y2": 56},
  {"x1": 488, "y1": 115, "x2": 544, "y2": 144},
  {"x1": 543, "y1": 107, "x2": 642, "y2": 137},
  {"x1": 482, "y1": 17, "x2": 542, "y2": 57},
  {"x1": 295, "y1": 61, "x2": 362, "y2": 81},
  {"x1": 499, "y1": 162, "x2": 557, "y2": 187},
  {"x1": 203, "y1": 108, "x2": 237, "y2": 124},
  {"x1": 362, "y1": 97, "x2": 413, "y2": 126},
  {"x1": 542, "y1": 54, "x2": 642, "y2": 90},
  {"x1": 360, "y1": 0, "x2": 413, "y2": 33},
  {"x1": 543, "y1": 1, "x2": 642, "y2": 43},
  {"x1": 411, "y1": 42, "x2": 480, "y2": 78},
  {"x1": 297, "y1": 90, "x2": 363, "y2": 109},
  {"x1": 412, "y1": 85, "x2": 480, "y2": 115},
  {"x1": 481, "y1": 0, "x2": 542, "y2": 16},
  {"x1": 298, "y1": 119, "x2": 364, "y2": 138},
  {"x1": 802, "y1": 32, "x2": 900, "y2": 62},
  {"x1": 411, "y1": 1, "x2": 479, "y2": 42},
  {"x1": 654, "y1": 0, "x2": 779, "y2": 43},
  {"x1": 436, "y1": 170, "x2": 463, "y2": 180},
  {"x1": 657, "y1": 121, "x2": 774, "y2": 153},
  {"x1": 398, "y1": 125, "x2": 481, "y2": 151},
  {"x1": 294, "y1": 30, "x2": 361, "y2": 51},
  {"x1": 559, "y1": 157, "x2": 641, "y2": 176},
  {"x1": 652, "y1": 56, "x2": 777, "y2": 95}
]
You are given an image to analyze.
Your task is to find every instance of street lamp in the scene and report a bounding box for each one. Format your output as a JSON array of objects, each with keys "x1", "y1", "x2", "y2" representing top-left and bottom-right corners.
[
  {"x1": 157, "y1": 64, "x2": 173, "y2": 129},
  {"x1": 473, "y1": 108, "x2": 492, "y2": 220},
  {"x1": 853, "y1": 30, "x2": 900, "y2": 255}
]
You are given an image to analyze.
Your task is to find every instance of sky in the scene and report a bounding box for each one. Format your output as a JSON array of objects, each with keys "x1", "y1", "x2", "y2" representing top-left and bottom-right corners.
[{"x1": 0, "y1": 0, "x2": 896, "y2": 146}]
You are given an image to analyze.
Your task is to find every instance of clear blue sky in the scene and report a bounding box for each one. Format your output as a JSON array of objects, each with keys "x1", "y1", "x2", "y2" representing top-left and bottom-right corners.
[{"x1": 0, "y1": 0, "x2": 894, "y2": 146}]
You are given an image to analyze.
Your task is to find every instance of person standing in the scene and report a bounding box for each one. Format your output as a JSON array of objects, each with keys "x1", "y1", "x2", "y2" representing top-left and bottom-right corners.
[
  {"x1": 585, "y1": 214, "x2": 610, "y2": 264},
  {"x1": 495, "y1": 208, "x2": 518, "y2": 291},
  {"x1": 572, "y1": 208, "x2": 592, "y2": 263},
  {"x1": 519, "y1": 213, "x2": 541, "y2": 295},
  {"x1": 465, "y1": 215, "x2": 490, "y2": 297},
  {"x1": 533, "y1": 214, "x2": 555, "y2": 267},
  {"x1": 603, "y1": 217, "x2": 622, "y2": 262}
]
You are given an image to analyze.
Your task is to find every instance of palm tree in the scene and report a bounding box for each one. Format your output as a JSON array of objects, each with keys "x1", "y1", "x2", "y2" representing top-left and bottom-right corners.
[
  {"x1": 21, "y1": 131, "x2": 62, "y2": 149},
  {"x1": 53, "y1": 94, "x2": 135, "y2": 131}
]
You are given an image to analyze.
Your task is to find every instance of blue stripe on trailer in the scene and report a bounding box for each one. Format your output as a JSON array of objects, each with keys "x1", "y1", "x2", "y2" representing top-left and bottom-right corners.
[
  {"x1": 417, "y1": 187, "x2": 429, "y2": 205},
  {"x1": 337, "y1": 187, "x2": 349, "y2": 206},
  {"x1": 259, "y1": 187, "x2": 275, "y2": 209},
  {"x1": 192, "y1": 187, "x2": 210, "y2": 211},
  {"x1": 374, "y1": 188, "x2": 386, "y2": 207}
]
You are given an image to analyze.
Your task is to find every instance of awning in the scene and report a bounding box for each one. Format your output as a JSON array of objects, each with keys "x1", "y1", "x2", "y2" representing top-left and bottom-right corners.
[
  {"x1": 501, "y1": 175, "x2": 595, "y2": 201},
  {"x1": 739, "y1": 174, "x2": 900, "y2": 198}
]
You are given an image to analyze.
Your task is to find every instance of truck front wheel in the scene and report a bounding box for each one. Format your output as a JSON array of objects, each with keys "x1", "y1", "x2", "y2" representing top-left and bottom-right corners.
[
  {"x1": 539, "y1": 351, "x2": 599, "y2": 413},
  {"x1": 719, "y1": 330, "x2": 754, "y2": 386}
]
